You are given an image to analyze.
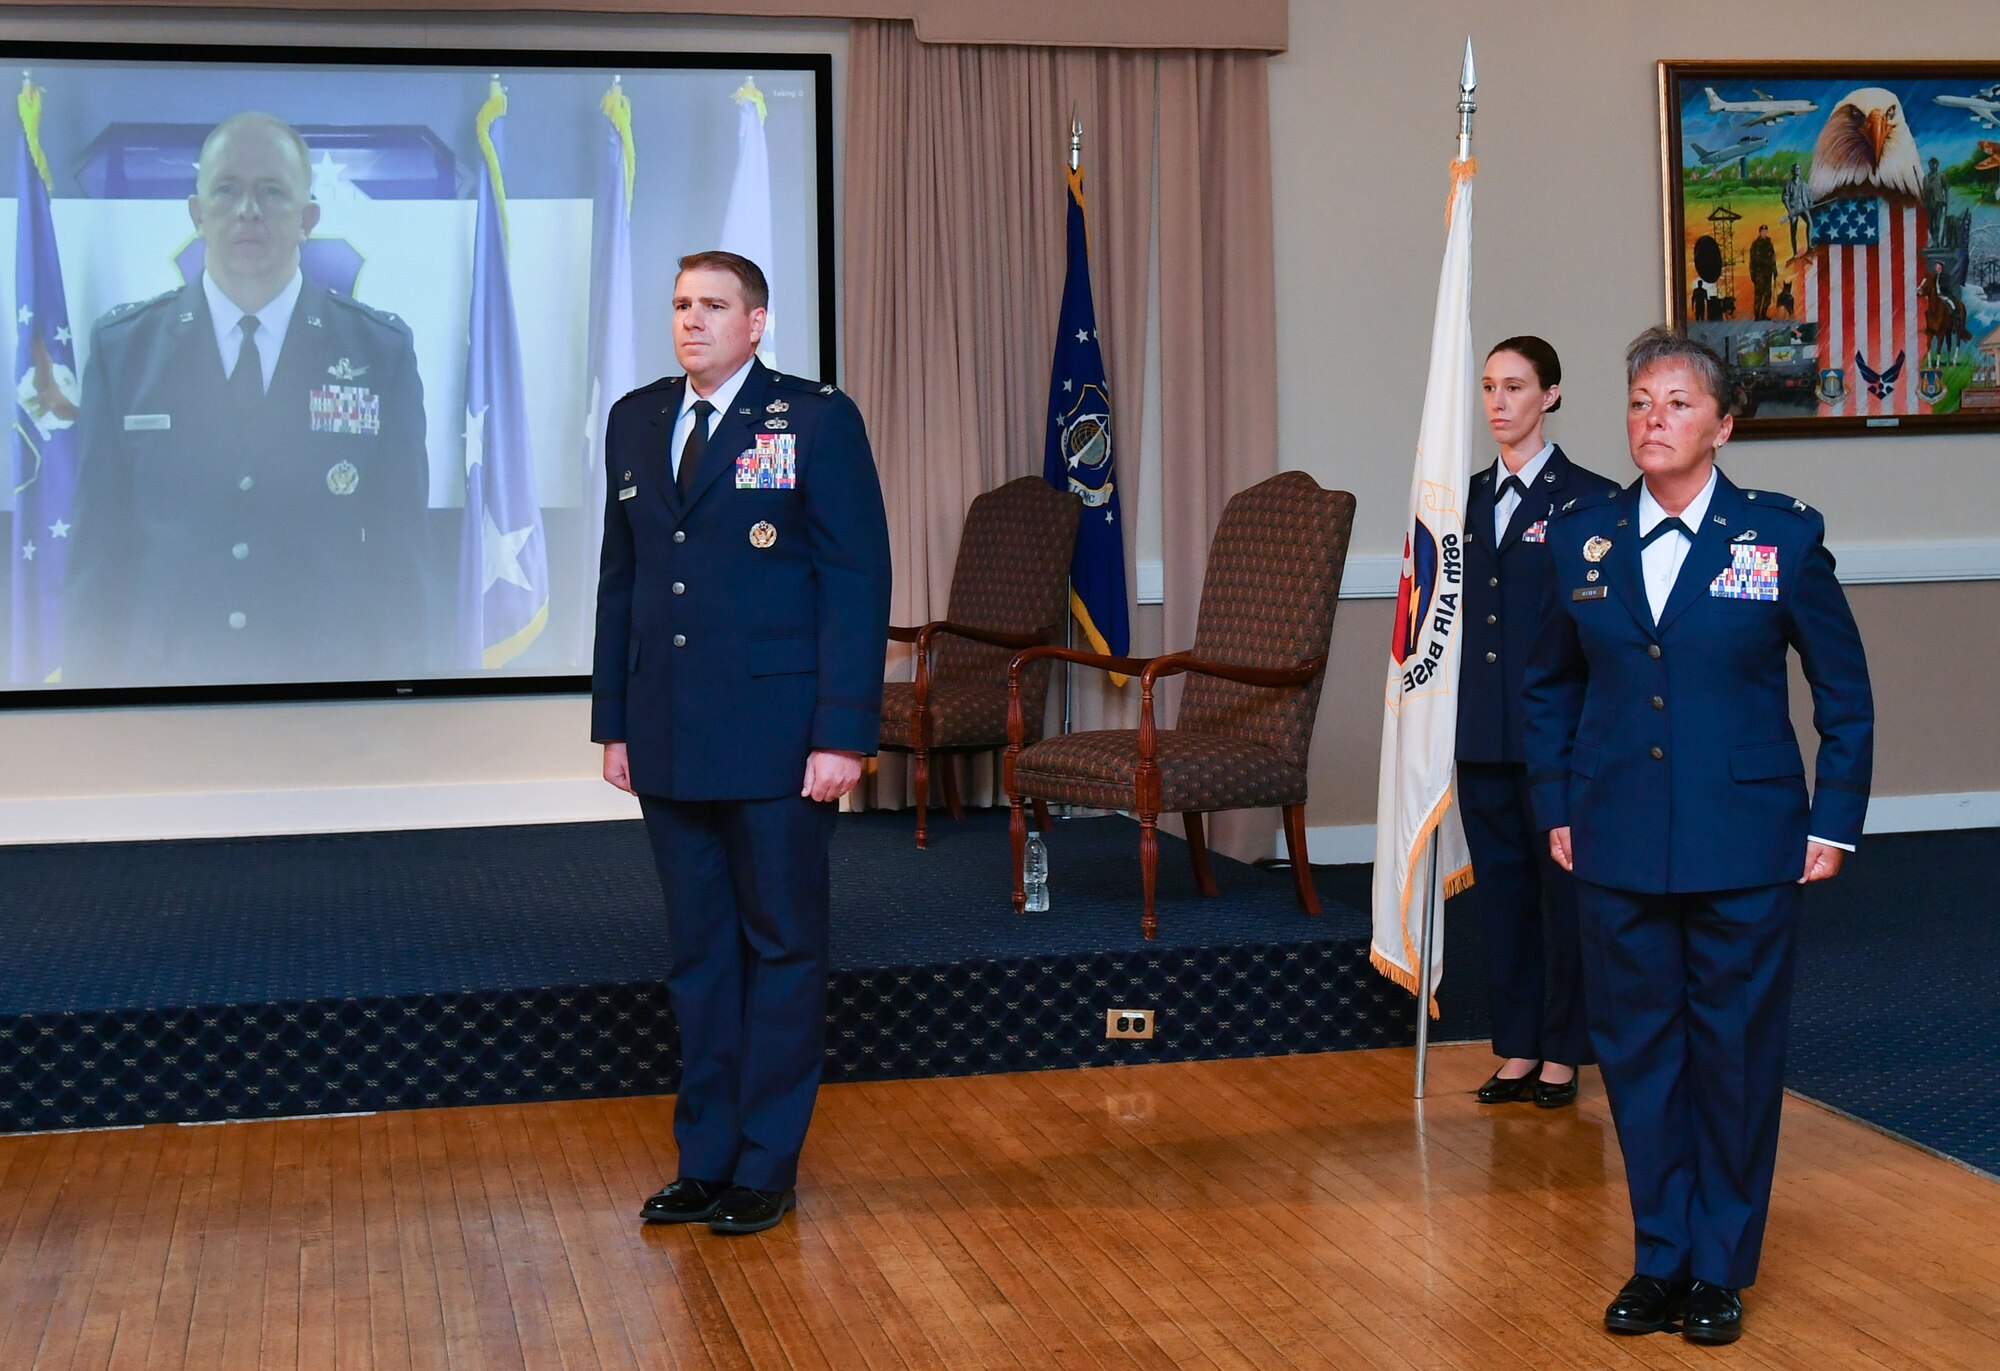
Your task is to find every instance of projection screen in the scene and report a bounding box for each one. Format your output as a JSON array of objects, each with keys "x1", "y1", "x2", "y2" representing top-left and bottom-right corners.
[{"x1": 0, "y1": 42, "x2": 834, "y2": 705}]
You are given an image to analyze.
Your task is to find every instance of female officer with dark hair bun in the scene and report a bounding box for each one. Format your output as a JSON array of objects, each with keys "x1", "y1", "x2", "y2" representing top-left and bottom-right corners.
[
  {"x1": 1524, "y1": 326, "x2": 1873, "y2": 1346},
  {"x1": 1457, "y1": 336, "x2": 1619, "y2": 1108}
]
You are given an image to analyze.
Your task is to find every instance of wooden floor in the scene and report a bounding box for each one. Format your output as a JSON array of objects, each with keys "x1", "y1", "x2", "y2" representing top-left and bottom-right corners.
[{"x1": 1, "y1": 1043, "x2": 1996, "y2": 1370}]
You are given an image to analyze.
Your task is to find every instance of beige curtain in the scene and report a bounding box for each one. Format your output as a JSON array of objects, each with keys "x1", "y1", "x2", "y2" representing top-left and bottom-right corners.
[
  {"x1": 18, "y1": 0, "x2": 1288, "y2": 51},
  {"x1": 845, "y1": 21, "x2": 1280, "y2": 860}
]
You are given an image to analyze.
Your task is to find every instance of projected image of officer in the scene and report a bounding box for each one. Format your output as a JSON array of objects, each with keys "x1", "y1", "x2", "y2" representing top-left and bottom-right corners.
[{"x1": 66, "y1": 111, "x2": 429, "y2": 686}]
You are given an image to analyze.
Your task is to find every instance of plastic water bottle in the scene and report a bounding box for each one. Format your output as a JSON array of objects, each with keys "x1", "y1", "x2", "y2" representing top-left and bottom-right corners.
[{"x1": 1023, "y1": 830, "x2": 1050, "y2": 912}]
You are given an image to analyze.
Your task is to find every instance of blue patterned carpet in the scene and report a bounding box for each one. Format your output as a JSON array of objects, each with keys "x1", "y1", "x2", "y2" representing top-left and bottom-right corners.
[
  {"x1": 1788, "y1": 828, "x2": 2000, "y2": 1177},
  {"x1": 2, "y1": 813, "x2": 1976, "y2": 1170},
  {"x1": 0, "y1": 810, "x2": 1395, "y2": 1015}
]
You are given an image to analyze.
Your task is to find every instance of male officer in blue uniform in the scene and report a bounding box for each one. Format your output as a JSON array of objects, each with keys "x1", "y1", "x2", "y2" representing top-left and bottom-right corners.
[
  {"x1": 593, "y1": 250, "x2": 891, "y2": 1235},
  {"x1": 1524, "y1": 328, "x2": 1872, "y2": 1345},
  {"x1": 66, "y1": 112, "x2": 428, "y2": 686},
  {"x1": 1458, "y1": 337, "x2": 1620, "y2": 1107}
]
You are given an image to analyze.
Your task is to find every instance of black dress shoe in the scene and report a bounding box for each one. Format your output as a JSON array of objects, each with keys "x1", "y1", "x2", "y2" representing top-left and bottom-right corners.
[
  {"x1": 1681, "y1": 1281, "x2": 1743, "y2": 1345},
  {"x1": 1476, "y1": 1065, "x2": 1539, "y2": 1103},
  {"x1": 1604, "y1": 1274, "x2": 1691, "y2": 1335},
  {"x1": 639, "y1": 1177, "x2": 728, "y2": 1224},
  {"x1": 709, "y1": 1185, "x2": 796, "y2": 1235},
  {"x1": 1534, "y1": 1074, "x2": 1579, "y2": 1108}
]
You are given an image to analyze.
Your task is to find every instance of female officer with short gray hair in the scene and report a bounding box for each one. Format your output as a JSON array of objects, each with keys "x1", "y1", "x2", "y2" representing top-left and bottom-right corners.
[{"x1": 1523, "y1": 326, "x2": 1873, "y2": 1346}]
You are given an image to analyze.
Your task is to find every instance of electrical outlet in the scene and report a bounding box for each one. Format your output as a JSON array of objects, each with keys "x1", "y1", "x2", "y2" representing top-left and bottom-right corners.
[{"x1": 1105, "y1": 1008, "x2": 1155, "y2": 1040}]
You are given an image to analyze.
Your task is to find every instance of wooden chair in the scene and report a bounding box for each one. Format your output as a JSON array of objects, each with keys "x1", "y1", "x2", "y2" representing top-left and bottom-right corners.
[
  {"x1": 1003, "y1": 472, "x2": 1356, "y2": 938},
  {"x1": 880, "y1": 477, "x2": 1081, "y2": 846}
]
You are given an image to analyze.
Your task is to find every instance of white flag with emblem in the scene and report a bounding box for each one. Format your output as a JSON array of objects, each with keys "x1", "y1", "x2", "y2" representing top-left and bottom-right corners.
[{"x1": 1371, "y1": 155, "x2": 1478, "y2": 1013}]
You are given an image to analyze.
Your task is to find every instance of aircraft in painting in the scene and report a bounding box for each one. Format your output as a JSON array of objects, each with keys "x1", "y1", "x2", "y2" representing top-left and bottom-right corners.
[
  {"x1": 1934, "y1": 88, "x2": 2000, "y2": 129},
  {"x1": 1690, "y1": 135, "x2": 1769, "y2": 175},
  {"x1": 1704, "y1": 87, "x2": 1819, "y2": 127}
]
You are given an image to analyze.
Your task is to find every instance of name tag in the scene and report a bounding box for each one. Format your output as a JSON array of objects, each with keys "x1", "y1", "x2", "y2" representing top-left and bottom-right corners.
[
  {"x1": 124, "y1": 413, "x2": 171, "y2": 431},
  {"x1": 618, "y1": 486, "x2": 638, "y2": 501},
  {"x1": 1572, "y1": 585, "x2": 1607, "y2": 601}
]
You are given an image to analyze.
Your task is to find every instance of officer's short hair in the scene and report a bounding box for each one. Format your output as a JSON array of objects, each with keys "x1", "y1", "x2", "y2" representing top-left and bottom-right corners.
[
  {"x1": 676, "y1": 250, "x2": 769, "y2": 311},
  {"x1": 1625, "y1": 326, "x2": 1730, "y2": 417},
  {"x1": 197, "y1": 113, "x2": 314, "y2": 199}
]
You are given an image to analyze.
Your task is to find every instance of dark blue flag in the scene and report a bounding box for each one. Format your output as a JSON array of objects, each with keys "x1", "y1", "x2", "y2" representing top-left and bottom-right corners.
[
  {"x1": 8, "y1": 80, "x2": 80, "y2": 685},
  {"x1": 459, "y1": 80, "x2": 549, "y2": 668},
  {"x1": 1042, "y1": 161, "x2": 1128, "y2": 671}
]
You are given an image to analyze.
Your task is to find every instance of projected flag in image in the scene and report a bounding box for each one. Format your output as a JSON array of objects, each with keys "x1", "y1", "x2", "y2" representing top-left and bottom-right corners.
[
  {"x1": 720, "y1": 75, "x2": 777, "y2": 370},
  {"x1": 459, "y1": 78, "x2": 550, "y2": 669},
  {"x1": 9, "y1": 77, "x2": 80, "y2": 686},
  {"x1": 580, "y1": 77, "x2": 637, "y2": 658}
]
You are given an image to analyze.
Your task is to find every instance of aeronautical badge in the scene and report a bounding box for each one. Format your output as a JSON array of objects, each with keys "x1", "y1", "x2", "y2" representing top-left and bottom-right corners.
[
  {"x1": 1710, "y1": 543, "x2": 1780, "y2": 601},
  {"x1": 749, "y1": 520, "x2": 777, "y2": 549},
  {"x1": 1521, "y1": 520, "x2": 1548, "y2": 544},
  {"x1": 326, "y1": 460, "x2": 360, "y2": 495},
  {"x1": 765, "y1": 399, "x2": 790, "y2": 414},
  {"x1": 1816, "y1": 367, "x2": 1847, "y2": 406},
  {"x1": 1732, "y1": 529, "x2": 1758, "y2": 543},
  {"x1": 764, "y1": 418, "x2": 790, "y2": 431},
  {"x1": 1582, "y1": 536, "x2": 1612, "y2": 563},
  {"x1": 310, "y1": 385, "x2": 381, "y2": 435},
  {"x1": 327, "y1": 357, "x2": 368, "y2": 381},
  {"x1": 1917, "y1": 368, "x2": 1945, "y2": 405}
]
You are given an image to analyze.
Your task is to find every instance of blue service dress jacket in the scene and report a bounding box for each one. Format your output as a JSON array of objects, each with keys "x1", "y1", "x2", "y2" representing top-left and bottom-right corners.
[
  {"x1": 590, "y1": 361, "x2": 893, "y2": 799},
  {"x1": 1522, "y1": 471, "x2": 1873, "y2": 893},
  {"x1": 65, "y1": 278, "x2": 429, "y2": 685},
  {"x1": 1458, "y1": 445, "x2": 1622, "y2": 763}
]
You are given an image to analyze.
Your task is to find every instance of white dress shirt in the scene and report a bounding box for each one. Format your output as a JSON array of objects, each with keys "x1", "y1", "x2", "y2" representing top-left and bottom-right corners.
[
  {"x1": 204, "y1": 269, "x2": 304, "y2": 394},
  {"x1": 1636, "y1": 467, "x2": 1718, "y2": 624},
  {"x1": 670, "y1": 356, "x2": 757, "y2": 479},
  {"x1": 1493, "y1": 441, "x2": 1554, "y2": 543}
]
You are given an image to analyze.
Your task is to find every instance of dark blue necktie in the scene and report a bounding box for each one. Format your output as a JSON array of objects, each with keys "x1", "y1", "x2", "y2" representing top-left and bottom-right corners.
[
  {"x1": 1641, "y1": 516, "x2": 1695, "y2": 548},
  {"x1": 678, "y1": 399, "x2": 713, "y2": 501},
  {"x1": 1497, "y1": 474, "x2": 1529, "y2": 502}
]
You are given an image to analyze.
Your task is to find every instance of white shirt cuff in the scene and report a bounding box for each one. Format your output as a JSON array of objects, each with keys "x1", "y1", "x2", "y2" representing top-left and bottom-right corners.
[{"x1": 1807, "y1": 835, "x2": 1856, "y2": 852}]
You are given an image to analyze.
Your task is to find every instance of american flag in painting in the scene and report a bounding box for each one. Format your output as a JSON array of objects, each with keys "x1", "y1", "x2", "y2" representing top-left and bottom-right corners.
[{"x1": 1803, "y1": 195, "x2": 1926, "y2": 416}]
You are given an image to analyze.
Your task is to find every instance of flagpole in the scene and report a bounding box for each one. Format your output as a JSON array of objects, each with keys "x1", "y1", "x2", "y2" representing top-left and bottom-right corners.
[
  {"x1": 1414, "y1": 39, "x2": 1476, "y2": 1100},
  {"x1": 1059, "y1": 107, "x2": 1082, "y2": 755}
]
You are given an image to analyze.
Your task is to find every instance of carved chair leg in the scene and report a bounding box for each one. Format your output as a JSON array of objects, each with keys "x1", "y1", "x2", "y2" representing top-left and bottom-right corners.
[
  {"x1": 942, "y1": 757, "x2": 965, "y2": 822},
  {"x1": 1009, "y1": 793, "x2": 1028, "y2": 912},
  {"x1": 1183, "y1": 811, "x2": 1220, "y2": 897},
  {"x1": 912, "y1": 746, "x2": 930, "y2": 849},
  {"x1": 1031, "y1": 797, "x2": 1053, "y2": 831},
  {"x1": 1283, "y1": 803, "x2": 1321, "y2": 915},
  {"x1": 1140, "y1": 809, "x2": 1159, "y2": 941}
]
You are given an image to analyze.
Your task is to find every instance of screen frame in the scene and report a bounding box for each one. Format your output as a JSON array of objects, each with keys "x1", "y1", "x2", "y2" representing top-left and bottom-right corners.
[{"x1": 0, "y1": 37, "x2": 838, "y2": 712}]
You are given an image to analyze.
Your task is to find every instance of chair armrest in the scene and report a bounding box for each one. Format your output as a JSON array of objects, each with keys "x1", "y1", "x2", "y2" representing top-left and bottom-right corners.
[
  {"x1": 1006, "y1": 643, "x2": 1159, "y2": 683},
  {"x1": 887, "y1": 624, "x2": 923, "y2": 644},
  {"x1": 1138, "y1": 651, "x2": 1327, "y2": 691},
  {"x1": 921, "y1": 620, "x2": 1051, "y2": 653},
  {"x1": 1004, "y1": 644, "x2": 1163, "y2": 750}
]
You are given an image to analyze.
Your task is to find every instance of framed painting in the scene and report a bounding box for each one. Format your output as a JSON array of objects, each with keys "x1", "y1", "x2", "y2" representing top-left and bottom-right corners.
[{"x1": 1660, "y1": 61, "x2": 2000, "y2": 437}]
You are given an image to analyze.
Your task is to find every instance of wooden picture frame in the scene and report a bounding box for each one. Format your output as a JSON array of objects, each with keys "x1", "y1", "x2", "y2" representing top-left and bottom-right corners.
[{"x1": 1659, "y1": 60, "x2": 2000, "y2": 437}]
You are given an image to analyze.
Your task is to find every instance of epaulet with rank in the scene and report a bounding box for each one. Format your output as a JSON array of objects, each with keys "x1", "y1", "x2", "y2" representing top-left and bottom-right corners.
[
  {"x1": 95, "y1": 289, "x2": 177, "y2": 331},
  {"x1": 1550, "y1": 485, "x2": 1620, "y2": 521},
  {"x1": 766, "y1": 371, "x2": 839, "y2": 398},
  {"x1": 622, "y1": 375, "x2": 678, "y2": 403},
  {"x1": 1740, "y1": 488, "x2": 1816, "y2": 520},
  {"x1": 323, "y1": 290, "x2": 410, "y2": 334}
]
